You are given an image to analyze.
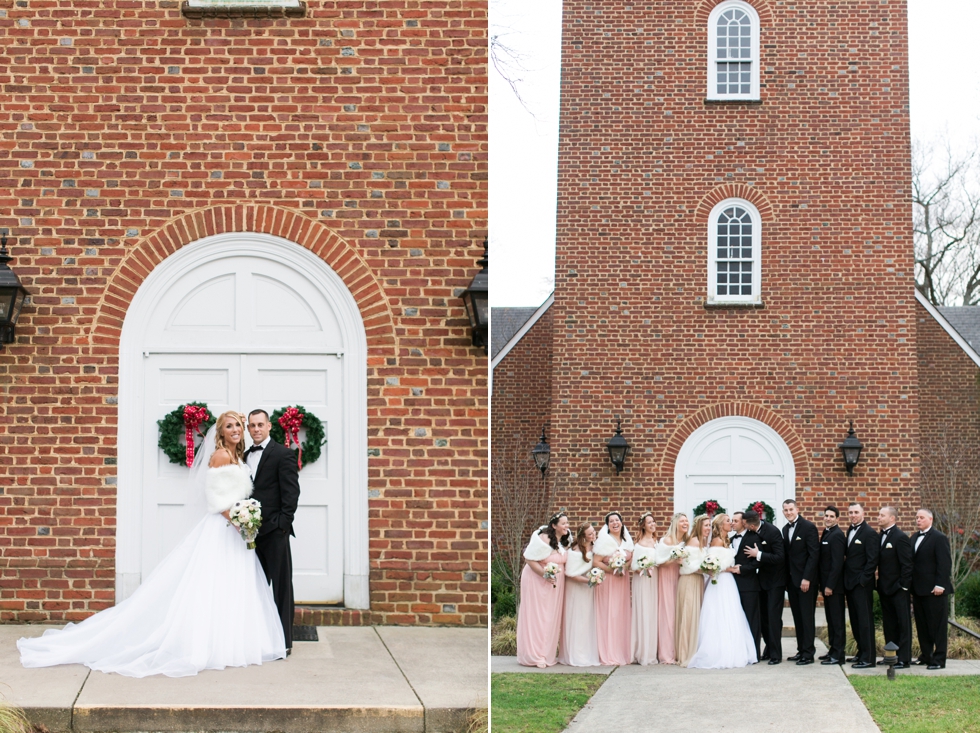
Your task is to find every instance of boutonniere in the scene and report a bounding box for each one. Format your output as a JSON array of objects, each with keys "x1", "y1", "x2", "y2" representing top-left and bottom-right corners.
[
  {"x1": 761, "y1": 540, "x2": 768, "y2": 545},
  {"x1": 796, "y1": 536, "x2": 802, "y2": 541},
  {"x1": 886, "y1": 542, "x2": 893, "y2": 549},
  {"x1": 855, "y1": 539, "x2": 862, "y2": 544}
]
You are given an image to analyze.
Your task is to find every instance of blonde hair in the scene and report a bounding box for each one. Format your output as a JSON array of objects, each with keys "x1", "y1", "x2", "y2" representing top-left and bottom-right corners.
[
  {"x1": 214, "y1": 410, "x2": 246, "y2": 463},
  {"x1": 664, "y1": 513, "x2": 687, "y2": 544},
  {"x1": 690, "y1": 514, "x2": 710, "y2": 546},
  {"x1": 710, "y1": 514, "x2": 731, "y2": 547}
]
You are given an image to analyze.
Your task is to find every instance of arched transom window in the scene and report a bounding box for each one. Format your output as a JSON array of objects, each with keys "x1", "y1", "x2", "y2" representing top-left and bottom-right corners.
[
  {"x1": 707, "y1": 1, "x2": 761, "y2": 101},
  {"x1": 708, "y1": 199, "x2": 762, "y2": 305}
]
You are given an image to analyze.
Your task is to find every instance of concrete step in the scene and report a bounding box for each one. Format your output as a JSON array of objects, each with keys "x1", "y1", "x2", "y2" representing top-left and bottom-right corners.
[{"x1": 3, "y1": 625, "x2": 487, "y2": 733}]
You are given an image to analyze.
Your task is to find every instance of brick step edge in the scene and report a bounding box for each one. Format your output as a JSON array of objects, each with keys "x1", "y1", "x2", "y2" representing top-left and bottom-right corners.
[{"x1": 293, "y1": 607, "x2": 380, "y2": 626}]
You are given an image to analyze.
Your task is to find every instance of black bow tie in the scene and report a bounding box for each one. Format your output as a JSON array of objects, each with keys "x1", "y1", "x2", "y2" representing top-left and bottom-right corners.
[
  {"x1": 788, "y1": 521, "x2": 797, "y2": 527},
  {"x1": 734, "y1": 533, "x2": 743, "y2": 538},
  {"x1": 246, "y1": 444, "x2": 264, "y2": 455}
]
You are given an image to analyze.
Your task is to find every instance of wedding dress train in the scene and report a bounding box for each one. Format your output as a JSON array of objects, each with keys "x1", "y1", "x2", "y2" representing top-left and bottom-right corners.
[{"x1": 18, "y1": 460, "x2": 286, "y2": 678}]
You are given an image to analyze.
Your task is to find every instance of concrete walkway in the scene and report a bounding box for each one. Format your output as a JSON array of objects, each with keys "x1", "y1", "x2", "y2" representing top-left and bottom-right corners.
[{"x1": 2, "y1": 625, "x2": 487, "y2": 733}]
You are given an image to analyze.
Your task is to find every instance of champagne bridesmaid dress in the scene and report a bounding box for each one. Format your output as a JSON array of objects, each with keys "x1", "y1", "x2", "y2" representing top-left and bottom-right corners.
[
  {"x1": 516, "y1": 531, "x2": 567, "y2": 668},
  {"x1": 630, "y1": 543, "x2": 659, "y2": 665},
  {"x1": 655, "y1": 541, "x2": 680, "y2": 663},
  {"x1": 593, "y1": 526, "x2": 633, "y2": 666},
  {"x1": 558, "y1": 547, "x2": 601, "y2": 666},
  {"x1": 675, "y1": 545, "x2": 706, "y2": 667}
]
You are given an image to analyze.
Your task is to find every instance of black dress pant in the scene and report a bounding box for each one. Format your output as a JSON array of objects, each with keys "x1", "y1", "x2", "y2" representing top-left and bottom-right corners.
[
  {"x1": 823, "y1": 589, "x2": 846, "y2": 661},
  {"x1": 880, "y1": 589, "x2": 912, "y2": 665},
  {"x1": 787, "y1": 582, "x2": 817, "y2": 660},
  {"x1": 913, "y1": 593, "x2": 949, "y2": 667},
  {"x1": 759, "y1": 585, "x2": 784, "y2": 659},
  {"x1": 256, "y1": 529, "x2": 295, "y2": 649},
  {"x1": 845, "y1": 583, "x2": 875, "y2": 664},
  {"x1": 738, "y1": 589, "x2": 761, "y2": 659}
]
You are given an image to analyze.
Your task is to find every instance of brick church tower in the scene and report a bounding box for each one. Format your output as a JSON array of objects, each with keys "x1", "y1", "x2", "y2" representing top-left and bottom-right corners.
[{"x1": 545, "y1": 0, "x2": 917, "y2": 525}]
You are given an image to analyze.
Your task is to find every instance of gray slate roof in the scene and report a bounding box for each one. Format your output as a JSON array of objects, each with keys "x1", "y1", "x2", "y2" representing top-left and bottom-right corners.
[
  {"x1": 491, "y1": 307, "x2": 538, "y2": 359},
  {"x1": 937, "y1": 306, "x2": 980, "y2": 354}
]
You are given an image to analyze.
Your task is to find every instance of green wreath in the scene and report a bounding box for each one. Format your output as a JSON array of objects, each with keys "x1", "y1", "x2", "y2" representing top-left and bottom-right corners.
[
  {"x1": 157, "y1": 402, "x2": 216, "y2": 466},
  {"x1": 746, "y1": 500, "x2": 776, "y2": 524},
  {"x1": 269, "y1": 404, "x2": 326, "y2": 469},
  {"x1": 693, "y1": 499, "x2": 727, "y2": 518}
]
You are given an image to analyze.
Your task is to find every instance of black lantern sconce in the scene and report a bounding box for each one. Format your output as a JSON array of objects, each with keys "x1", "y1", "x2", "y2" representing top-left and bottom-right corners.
[
  {"x1": 461, "y1": 239, "x2": 488, "y2": 355},
  {"x1": 606, "y1": 419, "x2": 631, "y2": 475},
  {"x1": 531, "y1": 427, "x2": 551, "y2": 476},
  {"x1": 0, "y1": 234, "x2": 28, "y2": 347},
  {"x1": 838, "y1": 420, "x2": 864, "y2": 476}
]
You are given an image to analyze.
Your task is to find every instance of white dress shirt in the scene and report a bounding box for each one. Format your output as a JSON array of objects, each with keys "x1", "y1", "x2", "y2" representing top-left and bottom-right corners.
[{"x1": 246, "y1": 436, "x2": 271, "y2": 479}]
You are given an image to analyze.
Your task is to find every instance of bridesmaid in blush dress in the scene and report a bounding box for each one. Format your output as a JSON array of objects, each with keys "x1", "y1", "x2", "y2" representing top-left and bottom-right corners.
[
  {"x1": 655, "y1": 512, "x2": 686, "y2": 664},
  {"x1": 593, "y1": 511, "x2": 633, "y2": 665},
  {"x1": 676, "y1": 513, "x2": 708, "y2": 666},
  {"x1": 516, "y1": 512, "x2": 570, "y2": 668},
  {"x1": 559, "y1": 523, "x2": 601, "y2": 667},
  {"x1": 630, "y1": 512, "x2": 659, "y2": 665}
]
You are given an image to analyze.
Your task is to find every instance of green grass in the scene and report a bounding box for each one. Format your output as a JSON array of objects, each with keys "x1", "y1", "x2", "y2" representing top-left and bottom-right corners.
[
  {"x1": 850, "y1": 676, "x2": 980, "y2": 732},
  {"x1": 491, "y1": 673, "x2": 606, "y2": 733}
]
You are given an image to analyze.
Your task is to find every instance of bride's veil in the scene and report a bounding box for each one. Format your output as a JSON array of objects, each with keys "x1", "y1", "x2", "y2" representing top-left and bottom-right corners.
[{"x1": 181, "y1": 423, "x2": 218, "y2": 526}]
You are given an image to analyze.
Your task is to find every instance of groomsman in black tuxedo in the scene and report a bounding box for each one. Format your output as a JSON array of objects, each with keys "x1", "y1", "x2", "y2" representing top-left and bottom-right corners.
[
  {"x1": 742, "y1": 510, "x2": 785, "y2": 664},
  {"x1": 730, "y1": 511, "x2": 762, "y2": 660},
  {"x1": 818, "y1": 506, "x2": 846, "y2": 665},
  {"x1": 781, "y1": 499, "x2": 819, "y2": 664},
  {"x1": 911, "y1": 508, "x2": 953, "y2": 669},
  {"x1": 876, "y1": 506, "x2": 913, "y2": 669},
  {"x1": 844, "y1": 502, "x2": 879, "y2": 668}
]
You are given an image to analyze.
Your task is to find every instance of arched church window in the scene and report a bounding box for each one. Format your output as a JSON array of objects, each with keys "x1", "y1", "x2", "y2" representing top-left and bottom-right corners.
[
  {"x1": 708, "y1": 199, "x2": 762, "y2": 305},
  {"x1": 707, "y1": 1, "x2": 760, "y2": 101}
]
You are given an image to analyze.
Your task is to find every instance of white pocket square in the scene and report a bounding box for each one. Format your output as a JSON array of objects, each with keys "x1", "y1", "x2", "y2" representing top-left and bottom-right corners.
[
  {"x1": 762, "y1": 541, "x2": 768, "y2": 545},
  {"x1": 855, "y1": 539, "x2": 862, "y2": 544},
  {"x1": 886, "y1": 542, "x2": 893, "y2": 549},
  {"x1": 796, "y1": 536, "x2": 802, "y2": 541},
  {"x1": 822, "y1": 541, "x2": 829, "y2": 545}
]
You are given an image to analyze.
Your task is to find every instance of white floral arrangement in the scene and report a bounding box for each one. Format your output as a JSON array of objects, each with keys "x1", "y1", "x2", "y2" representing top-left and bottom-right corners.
[
  {"x1": 609, "y1": 550, "x2": 628, "y2": 576},
  {"x1": 542, "y1": 562, "x2": 560, "y2": 586},
  {"x1": 700, "y1": 553, "x2": 724, "y2": 584},
  {"x1": 228, "y1": 498, "x2": 263, "y2": 549},
  {"x1": 588, "y1": 567, "x2": 605, "y2": 588},
  {"x1": 636, "y1": 554, "x2": 656, "y2": 578},
  {"x1": 669, "y1": 546, "x2": 689, "y2": 562}
]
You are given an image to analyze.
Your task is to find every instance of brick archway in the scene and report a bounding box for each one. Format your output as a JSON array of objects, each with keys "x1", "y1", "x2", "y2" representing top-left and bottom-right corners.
[
  {"x1": 660, "y1": 401, "x2": 809, "y2": 484},
  {"x1": 694, "y1": 184, "x2": 774, "y2": 224},
  {"x1": 695, "y1": 0, "x2": 774, "y2": 26},
  {"x1": 90, "y1": 205, "x2": 395, "y2": 350}
]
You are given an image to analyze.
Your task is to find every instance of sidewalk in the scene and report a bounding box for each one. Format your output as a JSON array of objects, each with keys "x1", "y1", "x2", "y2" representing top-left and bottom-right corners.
[{"x1": 2, "y1": 625, "x2": 487, "y2": 733}]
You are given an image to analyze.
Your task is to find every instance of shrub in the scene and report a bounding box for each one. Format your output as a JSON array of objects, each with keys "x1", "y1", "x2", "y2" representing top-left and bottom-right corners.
[
  {"x1": 491, "y1": 616, "x2": 518, "y2": 656},
  {"x1": 492, "y1": 556, "x2": 517, "y2": 621},
  {"x1": 956, "y1": 572, "x2": 980, "y2": 620}
]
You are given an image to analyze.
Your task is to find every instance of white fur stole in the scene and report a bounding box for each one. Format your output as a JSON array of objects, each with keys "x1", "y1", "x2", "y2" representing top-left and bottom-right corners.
[
  {"x1": 522, "y1": 528, "x2": 558, "y2": 562},
  {"x1": 593, "y1": 525, "x2": 634, "y2": 558},
  {"x1": 205, "y1": 464, "x2": 253, "y2": 514}
]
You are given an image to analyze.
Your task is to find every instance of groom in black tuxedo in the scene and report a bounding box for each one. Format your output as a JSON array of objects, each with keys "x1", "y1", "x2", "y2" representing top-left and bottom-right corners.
[
  {"x1": 742, "y1": 510, "x2": 785, "y2": 664},
  {"x1": 911, "y1": 508, "x2": 953, "y2": 669},
  {"x1": 730, "y1": 511, "x2": 762, "y2": 660},
  {"x1": 876, "y1": 506, "x2": 913, "y2": 668},
  {"x1": 844, "y1": 502, "x2": 879, "y2": 668},
  {"x1": 781, "y1": 499, "x2": 819, "y2": 664},
  {"x1": 247, "y1": 409, "x2": 301, "y2": 653}
]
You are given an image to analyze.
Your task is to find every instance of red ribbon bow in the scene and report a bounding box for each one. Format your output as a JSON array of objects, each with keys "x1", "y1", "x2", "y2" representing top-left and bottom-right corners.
[
  {"x1": 278, "y1": 407, "x2": 305, "y2": 469},
  {"x1": 705, "y1": 501, "x2": 718, "y2": 517},
  {"x1": 182, "y1": 405, "x2": 210, "y2": 467},
  {"x1": 753, "y1": 502, "x2": 765, "y2": 516}
]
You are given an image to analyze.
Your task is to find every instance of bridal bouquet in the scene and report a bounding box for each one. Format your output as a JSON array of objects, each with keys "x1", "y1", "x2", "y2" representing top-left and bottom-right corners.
[
  {"x1": 609, "y1": 550, "x2": 628, "y2": 576},
  {"x1": 669, "y1": 546, "x2": 689, "y2": 563},
  {"x1": 228, "y1": 499, "x2": 263, "y2": 550},
  {"x1": 588, "y1": 567, "x2": 605, "y2": 588},
  {"x1": 636, "y1": 554, "x2": 656, "y2": 578},
  {"x1": 700, "y1": 554, "x2": 724, "y2": 584},
  {"x1": 542, "y1": 562, "x2": 560, "y2": 586}
]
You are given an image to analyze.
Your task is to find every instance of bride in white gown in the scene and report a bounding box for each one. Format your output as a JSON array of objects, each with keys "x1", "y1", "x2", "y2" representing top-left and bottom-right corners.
[
  {"x1": 18, "y1": 411, "x2": 286, "y2": 678},
  {"x1": 687, "y1": 513, "x2": 758, "y2": 669}
]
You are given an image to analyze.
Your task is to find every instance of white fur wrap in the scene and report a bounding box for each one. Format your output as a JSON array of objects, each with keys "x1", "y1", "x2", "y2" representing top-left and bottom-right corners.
[
  {"x1": 593, "y1": 525, "x2": 634, "y2": 557},
  {"x1": 523, "y1": 528, "x2": 557, "y2": 562},
  {"x1": 205, "y1": 464, "x2": 253, "y2": 514}
]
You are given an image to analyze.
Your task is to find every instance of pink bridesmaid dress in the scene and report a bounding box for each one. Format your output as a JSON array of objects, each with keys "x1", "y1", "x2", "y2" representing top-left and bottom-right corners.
[
  {"x1": 657, "y1": 543, "x2": 680, "y2": 664},
  {"x1": 594, "y1": 565, "x2": 632, "y2": 665},
  {"x1": 516, "y1": 549, "x2": 566, "y2": 668}
]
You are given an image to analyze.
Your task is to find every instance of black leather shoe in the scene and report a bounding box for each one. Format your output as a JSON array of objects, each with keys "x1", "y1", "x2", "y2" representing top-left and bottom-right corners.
[
  {"x1": 796, "y1": 658, "x2": 814, "y2": 666},
  {"x1": 788, "y1": 654, "x2": 802, "y2": 662},
  {"x1": 927, "y1": 664, "x2": 944, "y2": 670},
  {"x1": 851, "y1": 661, "x2": 875, "y2": 669},
  {"x1": 768, "y1": 659, "x2": 782, "y2": 665},
  {"x1": 818, "y1": 653, "x2": 829, "y2": 660},
  {"x1": 846, "y1": 656, "x2": 858, "y2": 663},
  {"x1": 821, "y1": 658, "x2": 842, "y2": 665},
  {"x1": 759, "y1": 654, "x2": 770, "y2": 661},
  {"x1": 892, "y1": 662, "x2": 909, "y2": 670},
  {"x1": 286, "y1": 648, "x2": 292, "y2": 657},
  {"x1": 913, "y1": 659, "x2": 930, "y2": 666}
]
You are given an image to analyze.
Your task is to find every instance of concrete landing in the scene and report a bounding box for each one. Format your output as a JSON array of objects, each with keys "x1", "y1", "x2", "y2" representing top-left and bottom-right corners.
[{"x1": 1, "y1": 625, "x2": 487, "y2": 733}]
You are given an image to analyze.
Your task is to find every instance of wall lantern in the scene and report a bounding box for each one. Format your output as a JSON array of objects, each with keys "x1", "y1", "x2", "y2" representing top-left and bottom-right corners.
[
  {"x1": 606, "y1": 419, "x2": 631, "y2": 475},
  {"x1": 462, "y1": 239, "x2": 488, "y2": 355},
  {"x1": 838, "y1": 420, "x2": 864, "y2": 476},
  {"x1": 0, "y1": 234, "x2": 28, "y2": 347},
  {"x1": 531, "y1": 427, "x2": 551, "y2": 476}
]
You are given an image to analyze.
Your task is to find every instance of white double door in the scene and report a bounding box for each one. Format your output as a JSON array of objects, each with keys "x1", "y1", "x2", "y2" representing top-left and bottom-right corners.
[{"x1": 141, "y1": 352, "x2": 344, "y2": 604}]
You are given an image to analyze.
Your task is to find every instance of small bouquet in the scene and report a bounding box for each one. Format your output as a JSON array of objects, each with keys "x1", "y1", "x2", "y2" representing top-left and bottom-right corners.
[
  {"x1": 609, "y1": 550, "x2": 627, "y2": 576},
  {"x1": 636, "y1": 554, "x2": 656, "y2": 578},
  {"x1": 669, "y1": 546, "x2": 689, "y2": 563},
  {"x1": 700, "y1": 553, "x2": 724, "y2": 584},
  {"x1": 228, "y1": 499, "x2": 263, "y2": 549},
  {"x1": 588, "y1": 567, "x2": 605, "y2": 588},
  {"x1": 542, "y1": 562, "x2": 560, "y2": 586}
]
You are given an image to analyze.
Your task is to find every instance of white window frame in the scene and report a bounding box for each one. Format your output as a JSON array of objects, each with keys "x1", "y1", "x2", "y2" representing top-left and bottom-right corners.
[
  {"x1": 707, "y1": 198, "x2": 762, "y2": 305},
  {"x1": 707, "y1": 0, "x2": 761, "y2": 101}
]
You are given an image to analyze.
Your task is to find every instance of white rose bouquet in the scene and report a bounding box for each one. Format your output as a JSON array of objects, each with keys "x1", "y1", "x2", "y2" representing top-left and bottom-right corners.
[
  {"x1": 228, "y1": 498, "x2": 263, "y2": 549},
  {"x1": 588, "y1": 567, "x2": 605, "y2": 588},
  {"x1": 700, "y1": 553, "x2": 724, "y2": 584},
  {"x1": 609, "y1": 550, "x2": 628, "y2": 576},
  {"x1": 542, "y1": 562, "x2": 560, "y2": 586},
  {"x1": 636, "y1": 554, "x2": 656, "y2": 578},
  {"x1": 669, "y1": 546, "x2": 689, "y2": 563}
]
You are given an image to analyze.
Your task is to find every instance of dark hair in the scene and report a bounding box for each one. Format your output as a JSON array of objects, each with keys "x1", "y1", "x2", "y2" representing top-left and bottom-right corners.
[
  {"x1": 825, "y1": 505, "x2": 840, "y2": 517},
  {"x1": 545, "y1": 513, "x2": 570, "y2": 551},
  {"x1": 604, "y1": 512, "x2": 624, "y2": 540},
  {"x1": 848, "y1": 502, "x2": 864, "y2": 511},
  {"x1": 248, "y1": 409, "x2": 270, "y2": 422},
  {"x1": 743, "y1": 509, "x2": 760, "y2": 526},
  {"x1": 571, "y1": 523, "x2": 593, "y2": 563},
  {"x1": 732, "y1": 510, "x2": 744, "y2": 520},
  {"x1": 782, "y1": 499, "x2": 797, "y2": 507},
  {"x1": 636, "y1": 512, "x2": 656, "y2": 540}
]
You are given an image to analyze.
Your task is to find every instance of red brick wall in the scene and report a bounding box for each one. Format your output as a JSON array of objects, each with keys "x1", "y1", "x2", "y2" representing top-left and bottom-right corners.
[
  {"x1": 549, "y1": 0, "x2": 919, "y2": 529},
  {"x1": 0, "y1": 1, "x2": 487, "y2": 626}
]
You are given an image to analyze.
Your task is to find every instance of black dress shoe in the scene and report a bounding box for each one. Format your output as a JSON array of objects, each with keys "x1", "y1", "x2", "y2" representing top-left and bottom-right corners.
[
  {"x1": 821, "y1": 658, "x2": 842, "y2": 665},
  {"x1": 759, "y1": 654, "x2": 770, "y2": 661},
  {"x1": 286, "y1": 648, "x2": 292, "y2": 657},
  {"x1": 892, "y1": 662, "x2": 909, "y2": 670},
  {"x1": 913, "y1": 659, "x2": 930, "y2": 666},
  {"x1": 851, "y1": 661, "x2": 875, "y2": 669},
  {"x1": 796, "y1": 658, "x2": 814, "y2": 666},
  {"x1": 927, "y1": 664, "x2": 944, "y2": 670},
  {"x1": 768, "y1": 659, "x2": 782, "y2": 665},
  {"x1": 846, "y1": 656, "x2": 858, "y2": 663},
  {"x1": 788, "y1": 654, "x2": 802, "y2": 662},
  {"x1": 818, "y1": 653, "x2": 829, "y2": 660}
]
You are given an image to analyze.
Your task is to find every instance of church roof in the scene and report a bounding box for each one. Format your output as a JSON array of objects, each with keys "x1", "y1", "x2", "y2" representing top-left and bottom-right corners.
[
  {"x1": 937, "y1": 305, "x2": 980, "y2": 354},
  {"x1": 490, "y1": 307, "x2": 538, "y2": 359}
]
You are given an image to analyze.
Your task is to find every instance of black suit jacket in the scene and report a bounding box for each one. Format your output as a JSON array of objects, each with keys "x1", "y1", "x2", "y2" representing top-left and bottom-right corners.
[
  {"x1": 876, "y1": 525, "x2": 913, "y2": 596},
  {"x1": 732, "y1": 529, "x2": 761, "y2": 592},
  {"x1": 910, "y1": 528, "x2": 953, "y2": 597},
  {"x1": 250, "y1": 439, "x2": 301, "y2": 538},
  {"x1": 783, "y1": 516, "x2": 819, "y2": 588},
  {"x1": 818, "y1": 525, "x2": 845, "y2": 593},
  {"x1": 754, "y1": 521, "x2": 786, "y2": 590},
  {"x1": 843, "y1": 521, "x2": 879, "y2": 590}
]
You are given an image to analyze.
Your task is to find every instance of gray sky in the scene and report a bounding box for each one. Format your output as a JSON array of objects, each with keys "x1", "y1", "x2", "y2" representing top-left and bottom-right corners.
[{"x1": 491, "y1": 0, "x2": 980, "y2": 307}]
